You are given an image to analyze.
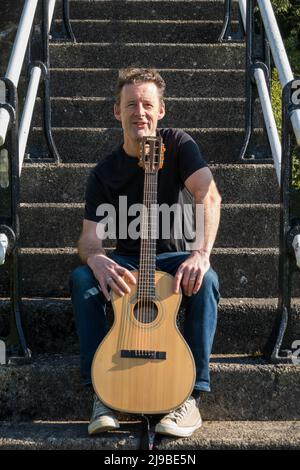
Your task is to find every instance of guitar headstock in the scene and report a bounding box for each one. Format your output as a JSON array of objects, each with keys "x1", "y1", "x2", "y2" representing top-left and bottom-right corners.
[{"x1": 138, "y1": 136, "x2": 165, "y2": 172}]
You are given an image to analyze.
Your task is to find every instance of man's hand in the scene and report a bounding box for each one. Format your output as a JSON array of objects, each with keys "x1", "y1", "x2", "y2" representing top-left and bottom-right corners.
[
  {"x1": 87, "y1": 254, "x2": 136, "y2": 301},
  {"x1": 174, "y1": 251, "x2": 210, "y2": 297}
]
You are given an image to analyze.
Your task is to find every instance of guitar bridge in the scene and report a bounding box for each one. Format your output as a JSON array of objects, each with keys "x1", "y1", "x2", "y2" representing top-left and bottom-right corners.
[{"x1": 120, "y1": 349, "x2": 166, "y2": 360}]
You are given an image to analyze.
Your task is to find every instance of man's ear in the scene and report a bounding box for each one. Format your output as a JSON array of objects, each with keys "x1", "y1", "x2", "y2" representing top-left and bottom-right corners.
[
  {"x1": 114, "y1": 103, "x2": 121, "y2": 122},
  {"x1": 158, "y1": 102, "x2": 166, "y2": 121}
]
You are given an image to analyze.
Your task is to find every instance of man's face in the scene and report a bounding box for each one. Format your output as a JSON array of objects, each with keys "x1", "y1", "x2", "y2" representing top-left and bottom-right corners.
[{"x1": 114, "y1": 82, "x2": 165, "y2": 146}]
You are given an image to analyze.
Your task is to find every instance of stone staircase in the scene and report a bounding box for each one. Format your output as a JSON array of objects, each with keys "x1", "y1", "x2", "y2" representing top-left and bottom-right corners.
[{"x1": 0, "y1": 0, "x2": 299, "y2": 450}]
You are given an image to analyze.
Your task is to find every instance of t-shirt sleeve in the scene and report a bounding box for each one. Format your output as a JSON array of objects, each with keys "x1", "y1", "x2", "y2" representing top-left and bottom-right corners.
[
  {"x1": 84, "y1": 168, "x2": 109, "y2": 223},
  {"x1": 177, "y1": 132, "x2": 208, "y2": 184}
]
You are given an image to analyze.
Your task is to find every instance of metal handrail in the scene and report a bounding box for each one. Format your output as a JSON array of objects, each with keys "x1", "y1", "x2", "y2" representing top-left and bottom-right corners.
[
  {"x1": 0, "y1": 0, "x2": 75, "y2": 361},
  {"x1": 254, "y1": 66, "x2": 282, "y2": 183},
  {"x1": 0, "y1": 0, "x2": 57, "y2": 171},
  {"x1": 220, "y1": 0, "x2": 300, "y2": 363},
  {"x1": 257, "y1": 0, "x2": 300, "y2": 166},
  {"x1": 240, "y1": 0, "x2": 300, "y2": 305},
  {"x1": 0, "y1": 0, "x2": 38, "y2": 147},
  {"x1": 18, "y1": 65, "x2": 42, "y2": 169},
  {"x1": 237, "y1": 0, "x2": 281, "y2": 183},
  {"x1": 0, "y1": 0, "x2": 75, "y2": 261},
  {"x1": 240, "y1": 0, "x2": 300, "y2": 148},
  {"x1": 0, "y1": 0, "x2": 57, "y2": 269},
  {"x1": 238, "y1": 0, "x2": 300, "y2": 278},
  {"x1": 221, "y1": 0, "x2": 300, "y2": 184}
]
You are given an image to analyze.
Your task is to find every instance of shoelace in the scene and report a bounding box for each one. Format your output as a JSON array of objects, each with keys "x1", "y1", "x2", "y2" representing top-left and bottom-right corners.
[{"x1": 167, "y1": 398, "x2": 194, "y2": 422}]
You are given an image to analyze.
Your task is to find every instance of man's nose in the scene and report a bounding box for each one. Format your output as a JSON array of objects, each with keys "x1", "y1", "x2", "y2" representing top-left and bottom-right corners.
[{"x1": 134, "y1": 103, "x2": 145, "y2": 115}]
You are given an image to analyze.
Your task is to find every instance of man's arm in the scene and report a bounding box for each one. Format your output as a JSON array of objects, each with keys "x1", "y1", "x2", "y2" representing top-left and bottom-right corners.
[
  {"x1": 185, "y1": 167, "x2": 221, "y2": 257},
  {"x1": 174, "y1": 167, "x2": 221, "y2": 296},
  {"x1": 78, "y1": 219, "x2": 106, "y2": 264},
  {"x1": 78, "y1": 219, "x2": 136, "y2": 300}
]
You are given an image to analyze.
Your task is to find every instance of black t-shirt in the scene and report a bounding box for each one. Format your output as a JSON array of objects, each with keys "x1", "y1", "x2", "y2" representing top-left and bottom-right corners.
[{"x1": 84, "y1": 128, "x2": 208, "y2": 255}]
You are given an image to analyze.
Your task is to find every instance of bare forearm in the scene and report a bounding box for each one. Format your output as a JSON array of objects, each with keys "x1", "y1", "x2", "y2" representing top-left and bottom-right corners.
[
  {"x1": 78, "y1": 234, "x2": 105, "y2": 264},
  {"x1": 195, "y1": 192, "x2": 221, "y2": 256}
]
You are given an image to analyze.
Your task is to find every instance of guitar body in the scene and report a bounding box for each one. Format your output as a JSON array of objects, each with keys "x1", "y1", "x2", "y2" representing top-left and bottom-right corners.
[{"x1": 92, "y1": 270, "x2": 196, "y2": 414}]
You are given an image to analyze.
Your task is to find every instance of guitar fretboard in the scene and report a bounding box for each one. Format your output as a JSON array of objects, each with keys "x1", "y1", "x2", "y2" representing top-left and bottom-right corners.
[{"x1": 137, "y1": 170, "x2": 158, "y2": 300}]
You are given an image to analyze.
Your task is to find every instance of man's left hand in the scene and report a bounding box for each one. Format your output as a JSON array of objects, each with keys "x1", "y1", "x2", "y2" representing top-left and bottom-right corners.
[{"x1": 174, "y1": 250, "x2": 210, "y2": 296}]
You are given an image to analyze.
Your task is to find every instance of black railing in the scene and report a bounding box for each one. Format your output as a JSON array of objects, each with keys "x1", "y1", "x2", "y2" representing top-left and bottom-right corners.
[
  {"x1": 238, "y1": 0, "x2": 272, "y2": 162},
  {"x1": 268, "y1": 79, "x2": 300, "y2": 363},
  {"x1": 220, "y1": 0, "x2": 272, "y2": 161},
  {"x1": 26, "y1": 0, "x2": 75, "y2": 161},
  {"x1": 219, "y1": 0, "x2": 300, "y2": 363},
  {"x1": 0, "y1": 0, "x2": 75, "y2": 362},
  {"x1": 218, "y1": 0, "x2": 245, "y2": 42},
  {"x1": 0, "y1": 77, "x2": 29, "y2": 361}
]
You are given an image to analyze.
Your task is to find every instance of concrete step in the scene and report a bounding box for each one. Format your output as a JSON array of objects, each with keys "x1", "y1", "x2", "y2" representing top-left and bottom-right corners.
[
  {"x1": 19, "y1": 203, "x2": 280, "y2": 248},
  {"x1": 29, "y1": 127, "x2": 266, "y2": 164},
  {"x1": 1, "y1": 298, "x2": 299, "y2": 356},
  {"x1": 2, "y1": 248, "x2": 299, "y2": 298},
  {"x1": 65, "y1": 0, "x2": 237, "y2": 21},
  {"x1": 0, "y1": 355, "x2": 299, "y2": 421},
  {"x1": 50, "y1": 43, "x2": 245, "y2": 69},
  {"x1": 53, "y1": 19, "x2": 231, "y2": 43},
  {"x1": 33, "y1": 97, "x2": 262, "y2": 129},
  {"x1": 0, "y1": 420, "x2": 299, "y2": 450},
  {"x1": 50, "y1": 68, "x2": 246, "y2": 98},
  {"x1": 20, "y1": 164, "x2": 279, "y2": 204}
]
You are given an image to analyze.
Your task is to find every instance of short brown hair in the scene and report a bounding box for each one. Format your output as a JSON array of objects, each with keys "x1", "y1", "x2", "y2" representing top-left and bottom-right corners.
[{"x1": 115, "y1": 68, "x2": 166, "y2": 105}]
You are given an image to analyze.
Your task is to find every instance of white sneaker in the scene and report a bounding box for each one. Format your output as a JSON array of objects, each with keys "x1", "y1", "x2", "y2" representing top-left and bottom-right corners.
[
  {"x1": 88, "y1": 395, "x2": 120, "y2": 435},
  {"x1": 155, "y1": 396, "x2": 202, "y2": 437}
]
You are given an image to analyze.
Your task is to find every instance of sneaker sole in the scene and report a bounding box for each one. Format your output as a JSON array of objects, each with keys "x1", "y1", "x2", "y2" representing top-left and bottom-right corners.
[
  {"x1": 155, "y1": 417, "x2": 202, "y2": 438},
  {"x1": 88, "y1": 418, "x2": 120, "y2": 435}
]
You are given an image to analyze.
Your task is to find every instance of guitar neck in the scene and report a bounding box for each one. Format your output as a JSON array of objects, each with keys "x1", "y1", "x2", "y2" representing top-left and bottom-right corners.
[{"x1": 138, "y1": 170, "x2": 158, "y2": 300}]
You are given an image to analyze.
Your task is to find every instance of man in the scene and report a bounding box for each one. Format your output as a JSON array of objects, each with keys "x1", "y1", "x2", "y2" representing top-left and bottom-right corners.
[{"x1": 70, "y1": 68, "x2": 221, "y2": 438}]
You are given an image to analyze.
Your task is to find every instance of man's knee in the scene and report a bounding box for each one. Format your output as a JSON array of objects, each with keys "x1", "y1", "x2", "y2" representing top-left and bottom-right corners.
[
  {"x1": 202, "y1": 268, "x2": 219, "y2": 290},
  {"x1": 69, "y1": 265, "x2": 96, "y2": 292},
  {"x1": 197, "y1": 268, "x2": 220, "y2": 302}
]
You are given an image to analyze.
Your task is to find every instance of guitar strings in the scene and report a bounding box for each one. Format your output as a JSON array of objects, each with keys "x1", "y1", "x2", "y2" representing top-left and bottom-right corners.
[
  {"x1": 145, "y1": 166, "x2": 150, "y2": 353},
  {"x1": 139, "y1": 165, "x2": 148, "y2": 355},
  {"x1": 120, "y1": 138, "x2": 161, "y2": 357},
  {"x1": 137, "y1": 154, "x2": 148, "y2": 355},
  {"x1": 146, "y1": 167, "x2": 151, "y2": 352},
  {"x1": 139, "y1": 155, "x2": 155, "y2": 355}
]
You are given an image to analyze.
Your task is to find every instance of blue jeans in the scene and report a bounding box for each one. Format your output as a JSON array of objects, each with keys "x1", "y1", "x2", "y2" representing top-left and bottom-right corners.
[{"x1": 70, "y1": 252, "x2": 219, "y2": 392}]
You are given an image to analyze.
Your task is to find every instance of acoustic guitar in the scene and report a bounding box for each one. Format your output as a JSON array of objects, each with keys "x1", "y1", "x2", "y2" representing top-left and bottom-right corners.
[{"x1": 92, "y1": 136, "x2": 196, "y2": 414}]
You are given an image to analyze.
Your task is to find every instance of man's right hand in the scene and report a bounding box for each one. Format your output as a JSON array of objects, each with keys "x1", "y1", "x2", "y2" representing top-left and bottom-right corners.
[{"x1": 87, "y1": 253, "x2": 136, "y2": 301}]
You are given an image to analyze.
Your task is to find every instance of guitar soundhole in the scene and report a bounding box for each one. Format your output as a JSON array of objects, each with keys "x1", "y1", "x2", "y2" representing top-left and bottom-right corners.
[{"x1": 133, "y1": 300, "x2": 158, "y2": 324}]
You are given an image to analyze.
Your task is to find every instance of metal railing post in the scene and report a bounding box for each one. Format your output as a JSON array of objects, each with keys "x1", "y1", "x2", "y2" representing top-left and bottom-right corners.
[
  {"x1": 219, "y1": 0, "x2": 245, "y2": 42},
  {"x1": 267, "y1": 79, "x2": 300, "y2": 363},
  {"x1": 42, "y1": 0, "x2": 61, "y2": 163},
  {"x1": 62, "y1": 0, "x2": 76, "y2": 42},
  {"x1": 24, "y1": 0, "x2": 61, "y2": 163},
  {"x1": 220, "y1": 0, "x2": 300, "y2": 362},
  {"x1": 0, "y1": 0, "x2": 70, "y2": 361},
  {"x1": 239, "y1": 0, "x2": 273, "y2": 162},
  {"x1": 0, "y1": 78, "x2": 31, "y2": 362}
]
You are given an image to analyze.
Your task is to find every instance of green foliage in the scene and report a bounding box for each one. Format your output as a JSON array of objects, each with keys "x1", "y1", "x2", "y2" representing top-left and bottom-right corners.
[
  {"x1": 271, "y1": 69, "x2": 282, "y2": 133},
  {"x1": 292, "y1": 149, "x2": 300, "y2": 190},
  {"x1": 285, "y1": 32, "x2": 300, "y2": 75},
  {"x1": 272, "y1": 0, "x2": 291, "y2": 14},
  {"x1": 272, "y1": 0, "x2": 300, "y2": 74}
]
